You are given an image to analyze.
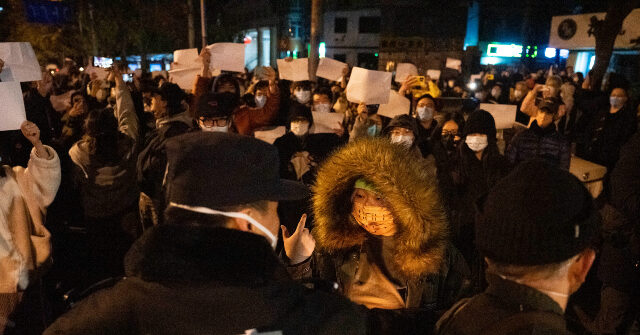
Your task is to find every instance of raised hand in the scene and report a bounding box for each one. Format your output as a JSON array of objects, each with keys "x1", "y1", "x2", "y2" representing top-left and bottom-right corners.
[
  {"x1": 281, "y1": 214, "x2": 316, "y2": 264},
  {"x1": 21, "y1": 121, "x2": 47, "y2": 158}
]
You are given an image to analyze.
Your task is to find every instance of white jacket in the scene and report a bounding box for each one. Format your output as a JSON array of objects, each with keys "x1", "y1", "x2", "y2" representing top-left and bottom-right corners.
[{"x1": 0, "y1": 146, "x2": 60, "y2": 292}]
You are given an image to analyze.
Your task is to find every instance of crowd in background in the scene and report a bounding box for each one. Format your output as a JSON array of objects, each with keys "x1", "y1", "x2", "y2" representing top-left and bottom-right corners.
[{"x1": 1, "y1": 50, "x2": 639, "y2": 335}]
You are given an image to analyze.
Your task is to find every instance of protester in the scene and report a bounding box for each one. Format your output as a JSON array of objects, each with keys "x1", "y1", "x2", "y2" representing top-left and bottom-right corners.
[
  {"x1": 576, "y1": 87, "x2": 637, "y2": 173},
  {"x1": 412, "y1": 94, "x2": 439, "y2": 157},
  {"x1": 436, "y1": 160, "x2": 598, "y2": 334},
  {"x1": 44, "y1": 132, "x2": 368, "y2": 335},
  {"x1": 0, "y1": 121, "x2": 61, "y2": 334},
  {"x1": 59, "y1": 92, "x2": 90, "y2": 151},
  {"x1": 349, "y1": 103, "x2": 383, "y2": 141},
  {"x1": 137, "y1": 82, "x2": 195, "y2": 227},
  {"x1": 274, "y1": 104, "x2": 343, "y2": 184},
  {"x1": 288, "y1": 137, "x2": 470, "y2": 332},
  {"x1": 69, "y1": 67, "x2": 140, "y2": 285},
  {"x1": 398, "y1": 75, "x2": 441, "y2": 99},
  {"x1": 506, "y1": 98, "x2": 571, "y2": 169},
  {"x1": 521, "y1": 75, "x2": 565, "y2": 123},
  {"x1": 195, "y1": 92, "x2": 237, "y2": 133},
  {"x1": 382, "y1": 114, "x2": 424, "y2": 160},
  {"x1": 431, "y1": 113, "x2": 465, "y2": 214},
  {"x1": 448, "y1": 110, "x2": 510, "y2": 292}
]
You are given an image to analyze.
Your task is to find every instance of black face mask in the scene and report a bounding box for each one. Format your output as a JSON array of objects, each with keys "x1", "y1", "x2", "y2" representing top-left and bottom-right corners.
[{"x1": 441, "y1": 134, "x2": 458, "y2": 151}]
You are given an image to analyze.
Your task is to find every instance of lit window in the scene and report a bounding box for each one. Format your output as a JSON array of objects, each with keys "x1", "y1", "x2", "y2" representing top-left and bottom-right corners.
[{"x1": 545, "y1": 48, "x2": 556, "y2": 58}]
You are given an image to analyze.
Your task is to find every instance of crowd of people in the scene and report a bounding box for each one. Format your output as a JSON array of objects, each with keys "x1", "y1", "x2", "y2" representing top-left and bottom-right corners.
[{"x1": 0, "y1": 49, "x2": 639, "y2": 334}]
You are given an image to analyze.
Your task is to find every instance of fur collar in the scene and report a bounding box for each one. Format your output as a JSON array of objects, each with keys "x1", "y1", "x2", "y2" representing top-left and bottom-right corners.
[
  {"x1": 312, "y1": 138, "x2": 449, "y2": 280},
  {"x1": 124, "y1": 224, "x2": 290, "y2": 284}
]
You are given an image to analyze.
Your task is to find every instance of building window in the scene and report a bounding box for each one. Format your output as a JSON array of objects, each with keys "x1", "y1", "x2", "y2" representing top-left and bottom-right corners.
[
  {"x1": 334, "y1": 54, "x2": 347, "y2": 63},
  {"x1": 359, "y1": 16, "x2": 380, "y2": 34},
  {"x1": 358, "y1": 53, "x2": 378, "y2": 70},
  {"x1": 334, "y1": 17, "x2": 347, "y2": 34}
]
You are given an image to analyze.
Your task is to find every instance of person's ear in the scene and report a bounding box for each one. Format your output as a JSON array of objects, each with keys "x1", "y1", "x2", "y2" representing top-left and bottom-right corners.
[
  {"x1": 229, "y1": 208, "x2": 254, "y2": 232},
  {"x1": 568, "y1": 248, "x2": 596, "y2": 292}
]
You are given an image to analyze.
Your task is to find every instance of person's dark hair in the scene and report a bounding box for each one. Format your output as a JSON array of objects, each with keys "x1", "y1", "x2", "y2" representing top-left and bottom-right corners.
[
  {"x1": 287, "y1": 103, "x2": 314, "y2": 128},
  {"x1": 164, "y1": 200, "x2": 270, "y2": 227},
  {"x1": 156, "y1": 82, "x2": 186, "y2": 117},
  {"x1": 487, "y1": 258, "x2": 573, "y2": 281},
  {"x1": 212, "y1": 74, "x2": 240, "y2": 94},
  {"x1": 291, "y1": 80, "x2": 313, "y2": 91},
  {"x1": 254, "y1": 80, "x2": 270, "y2": 92},
  {"x1": 441, "y1": 112, "x2": 465, "y2": 130},
  {"x1": 604, "y1": 73, "x2": 630, "y2": 94},
  {"x1": 313, "y1": 87, "x2": 333, "y2": 101},
  {"x1": 83, "y1": 108, "x2": 121, "y2": 164}
]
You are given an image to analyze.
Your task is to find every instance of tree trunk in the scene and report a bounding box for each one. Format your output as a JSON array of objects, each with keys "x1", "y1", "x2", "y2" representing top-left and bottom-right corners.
[
  {"x1": 590, "y1": 0, "x2": 639, "y2": 91},
  {"x1": 187, "y1": 0, "x2": 196, "y2": 49},
  {"x1": 309, "y1": 0, "x2": 323, "y2": 81}
]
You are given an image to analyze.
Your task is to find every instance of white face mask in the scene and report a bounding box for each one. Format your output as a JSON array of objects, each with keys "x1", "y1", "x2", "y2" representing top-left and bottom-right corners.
[
  {"x1": 294, "y1": 90, "x2": 311, "y2": 104},
  {"x1": 255, "y1": 95, "x2": 267, "y2": 108},
  {"x1": 514, "y1": 90, "x2": 524, "y2": 100},
  {"x1": 416, "y1": 106, "x2": 434, "y2": 121},
  {"x1": 169, "y1": 202, "x2": 278, "y2": 249},
  {"x1": 390, "y1": 134, "x2": 414, "y2": 148},
  {"x1": 314, "y1": 103, "x2": 331, "y2": 113},
  {"x1": 290, "y1": 121, "x2": 309, "y2": 136},
  {"x1": 200, "y1": 123, "x2": 229, "y2": 133},
  {"x1": 474, "y1": 92, "x2": 485, "y2": 100},
  {"x1": 491, "y1": 88, "x2": 501, "y2": 98},
  {"x1": 466, "y1": 135, "x2": 488, "y2": 152}
]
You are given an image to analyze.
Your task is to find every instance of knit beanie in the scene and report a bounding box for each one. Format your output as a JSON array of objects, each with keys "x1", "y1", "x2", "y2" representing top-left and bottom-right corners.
[
  {"x1": 463, "y1": 109, "x2": 496, "y2": 140},
  {"x1": 382, "y1": 114, "x2": 419, "y2": 138},
  {"x1": 475, "y1": 159, "x2": 599, "y2": 265}
]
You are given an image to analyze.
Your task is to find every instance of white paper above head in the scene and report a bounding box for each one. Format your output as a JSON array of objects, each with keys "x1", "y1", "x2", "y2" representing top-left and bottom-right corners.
[
  {"x1": 470, "y1": 74, "x2": 482, "y2": 81},
  {"x1": 479, "y1": 103, "x2": 517, "y2": 130},
  {"x1": 346, "y1": 67, "x2": 392, "y2": 105},
  {"x1": 316, "y1": 58, "x2": 347, "y2": 82},
  {"x1": 206, "y1": 43, "x2": 246, "y2": 73},
  {"x1": 276, "y1": 58, "x2": 309, "y2": 82},
  {"x1": 311, "y1": 111, "x2": 344, "y2": 134},
  {"x1": 254, "y1": 126, "x2": 286, "y2": 145},
  {"x1": 377, "y1": 90, "x2": 411, "y2": 118},
  {"x1": 394, "y1": 63, "x2": 418, "y2": 83},
  {"x1": 0, "y1": 82, "x2": 27, "y2": 131},
  {"x1": 0, "y1": 42, "x2": 42, "y2": 82},
  {"x1": 50, "y1": 91, "x2": 73, "y2": 113},
  {"x1": 445, "y1": 58, "x2": 462, "y2": 71},
  {"x1": 173, "y1": 48, "x2": 200, "y2": 69},
  {"x1": 168, "y1": 67, "x2": 200, "y2": 91},
  {"x1": 426, "y1": 69, "x2": 441, "y2": 80}
]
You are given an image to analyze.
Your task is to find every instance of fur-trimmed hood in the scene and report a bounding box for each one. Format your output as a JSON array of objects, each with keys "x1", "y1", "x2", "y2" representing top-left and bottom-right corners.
[{"x1": 312, "y1": 137, "x2": 449, "y2": 279}]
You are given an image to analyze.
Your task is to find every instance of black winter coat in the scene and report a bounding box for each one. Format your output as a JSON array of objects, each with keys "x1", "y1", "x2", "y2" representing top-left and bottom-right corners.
[
  {"x1": 506, "y1": 121, "x2": 571, "y2": 170},
  {"x1": 44, "y1": 225, "x2": 368, "y2": 335}
]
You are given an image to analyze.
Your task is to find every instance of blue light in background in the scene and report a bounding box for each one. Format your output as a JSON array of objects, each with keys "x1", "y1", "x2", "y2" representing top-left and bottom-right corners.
[
  {"x1": 480, "y1": 56, "x2": 502, "y2": 65},
  {"x1": 559, "y1": 49, "x2": 569, "y2": 59}
]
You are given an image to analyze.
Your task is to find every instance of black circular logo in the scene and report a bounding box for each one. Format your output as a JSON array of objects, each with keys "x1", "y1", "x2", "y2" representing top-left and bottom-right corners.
[{"x1": 558, "y1": 19, "x2": 577, "y2": 40}]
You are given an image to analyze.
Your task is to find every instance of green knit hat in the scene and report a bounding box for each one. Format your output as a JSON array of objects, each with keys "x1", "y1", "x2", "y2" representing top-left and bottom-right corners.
[{"x1": 354, "y1": 178, "x2": 377, "y2": 193}]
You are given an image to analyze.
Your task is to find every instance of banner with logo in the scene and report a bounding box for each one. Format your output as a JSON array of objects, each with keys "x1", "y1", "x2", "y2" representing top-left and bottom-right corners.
[{"x1": 549, "y1": 9, "x2": 640, "y2": 50}]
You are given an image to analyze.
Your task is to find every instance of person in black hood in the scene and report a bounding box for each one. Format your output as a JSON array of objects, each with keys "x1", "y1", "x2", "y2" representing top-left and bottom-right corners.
[
  {"x1": 449, "y1": 109, "x2": 510, "y2": 292},
  {"x1": 431, "y1": 112, "x2": 465, "y2": 214},
  {"x1": 273, "y1": 104, "x2": 343, "y2": 185},
  {"x1": 506, "y1": 97, "x2": 571, "y2": 169},
  {"x1": 382, "y1": 114, "x2": 423, "y2": 159}
]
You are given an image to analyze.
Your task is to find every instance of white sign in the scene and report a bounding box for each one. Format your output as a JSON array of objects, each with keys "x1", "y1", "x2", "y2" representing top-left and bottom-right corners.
[
  {"x1": 395, "y1": 63, "x2": 418, "y2": 83},
  {"x1": 479, "y1": 103, "x2": 517, "y2": 130},
  {"x1": 549, "y1": 9, "x2": 640, "y2": 50},
  {"x1": 173, "y1": 48, "x2": 199, "y2": 68},
  {"x1": 378, "y1": 90, "x2": 411, "y2": 118},
  {"x1": 426, "y1": 69, "x2": 441, "y2": 80},
  {"x1": 316, "y1": 58, "x2": 347, "y2": 82},
  {"x1": 0, "y1": 42, "x2": 42, "y2": 82},
  {"x1": 0, "y1": 82, "x2": 27, "y2": 131},
  {"x1": 445, "y1": 58, "x2": 462, "y2": 71},
  {"x1": 277, "y1": 58, "x2": 309, "y2": 82},
  {"x1": 207, "y1": 43, "x2": 246, "y2": 73},
  {"x1": 254, "y1": 126, "x2": 286, "y2": 144},
  {"x1": 346, "y1": 67, "x2": 392, "y2": 105},
  {"x1": 311, "y1": 111, "x2": 344, "y2": 134},
  {"x1": 470, "y1": 74, "x2": 482, "y2": 81},
  {"x1": 168, "y1": 67, "x2": 200, "y2": 91}
]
